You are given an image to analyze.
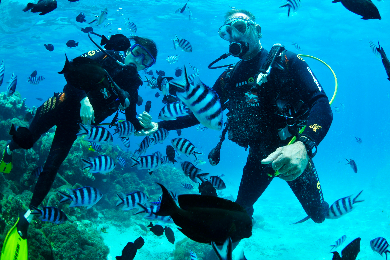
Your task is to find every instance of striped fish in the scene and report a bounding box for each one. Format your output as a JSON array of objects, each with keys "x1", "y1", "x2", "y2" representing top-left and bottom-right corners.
[
  {"x1": 170, "y1": 67, "x2": 223, "y2": 130},
  {"x1": 31, "y1": 206, "x2": 68, "y2": 224},
  {"x1": 182, "y1": 183, "x2": 194, "y2": 189},
  {"x1": 173, "y1": 35, "x2": 192, "y2": 52},
  {"x1": 160, "y1": 156, "x2": 174, "y2": 165},
  {"x1": 166, "y1": 55, "x2": 179, "y2": 64},
  {"x1": 82, "y1": 155, "x2": 116, "y2": 174},
  {"x1": 181, "y1": 161, "x2": 208, "y2": 183},
  {"x1": 209, "y1": 176, "x2": 226, "y2": 190},
  {"x1": 126, "y1": 20, "x2": 137, "y2": 34},
  {"x1": 6, "y1": 73, "x2": 17, "y2": 96},
  {"x1": 117, "y1": 156, "x2": 126, "y2": 168},
  {"x1": 114, "y1": 120, "x2": 135, "y2": 138},
  {"x1": 31, "y1": 166, "x2": 43, "y2": 178},
  {"x1": 171, "y1": 138, "x2": 202, "y2": 159},
  {"x1": 134, "y1": 136, "x2": 153, "y2": 157},
  {"x1": 326, "y1": 190, "x2": 364, "y2": 219},
  {"x1": 116, "y1": 191, "x2": 148, "y2": 211},
  {"x1": 145, "y1": 76, "x2": 158, "y2": 89},
  {"x1": 120, "y1": 137, "x2": 131, "y2": 148},
  {"x1": 187, "y1": 72, "x2": 200, "y2": 84},
  {"x1": 89, "y1": 142, "x2": 102, "y2": 152},
  {"x1": 158, "y1": 102, "x2": 190, "y2": 120},
  {"x1": 59, "y1": 186, "x2": 103, "y2": 209},
  {"x1": 190, "y1": 251, "x2": 198, "y2": 260},
  {"x1": 370, "y1": 237, "x2": 390, "y2": 258},
  {"x1": 137, "y1": 204, "x2": 174, "y2": 223},
  {"x1": 77, "y1": 124, "x2": 113, "y2": 144},
  {"x1": 28, "y1": 75, "x2": 45, "y2": 85},
  {"x1": 330, "y1": 235, "x2": 346, "y2": 251},
  {"x1": 292, "y1": 43, "x2": 301, "y2": 50},
  {"x1": 130, "y1": 151, "x2": 162, "y2": 174},
  {"x1": 280, "y1": 0, "x2": 301, "y2": 16},
  {"x1": 150, "y1": 128, "x2": 169, "y2": 144},
  {"x1": 0, "y1": 60, "x2": 4, "y2": 86}
]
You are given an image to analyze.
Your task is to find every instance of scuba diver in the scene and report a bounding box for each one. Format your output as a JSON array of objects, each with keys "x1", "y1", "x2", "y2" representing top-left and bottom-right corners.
[
  {"x1": 0, "y1": 36, "x2": 158, "y2": 259},
  {"x1": 137, "y1": 9, "x2": 333, "y2": 258}
]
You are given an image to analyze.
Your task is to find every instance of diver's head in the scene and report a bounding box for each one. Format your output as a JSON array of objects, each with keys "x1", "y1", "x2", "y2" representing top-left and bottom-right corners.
[
  {"x1": 125, "y1": 36, "x2": 158, "y2": 71},
  {"x1": 219, "y1": 10, "x2": 262, "y2": 59}
]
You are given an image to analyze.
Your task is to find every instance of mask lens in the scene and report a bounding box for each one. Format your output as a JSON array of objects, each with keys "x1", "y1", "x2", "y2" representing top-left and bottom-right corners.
[
  {"x1": 232, "y1": 20, "x2": 247, "y2": 34},
  {"x1": 130, "y1": 44, "x2": 156, "y2": 68}
]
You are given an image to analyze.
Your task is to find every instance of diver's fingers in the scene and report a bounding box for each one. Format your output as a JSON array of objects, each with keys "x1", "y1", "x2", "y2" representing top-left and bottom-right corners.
[
  {"x1": 261, "y1": 147, "x2": 283, "y2": 165},
  {"x1": 142, "y1": 111, "x2": 152, "y2": 120}
]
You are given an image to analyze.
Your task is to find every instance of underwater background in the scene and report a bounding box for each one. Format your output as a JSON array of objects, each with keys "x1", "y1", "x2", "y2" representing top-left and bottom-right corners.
[{"x1": 0, "y1": 0, "x2": 390, "y2": 259}]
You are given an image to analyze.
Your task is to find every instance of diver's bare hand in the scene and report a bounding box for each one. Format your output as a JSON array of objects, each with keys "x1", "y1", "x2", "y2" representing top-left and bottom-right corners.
[
  {"x1": 80, "y1": 97, "x2": 95, "y2": 125},
  {"x1": 261, "y1": 141, "x2": 309, "y2": 181},
  {"x1": 134, "y1": 112, "x2": 158, "y2": 136}
]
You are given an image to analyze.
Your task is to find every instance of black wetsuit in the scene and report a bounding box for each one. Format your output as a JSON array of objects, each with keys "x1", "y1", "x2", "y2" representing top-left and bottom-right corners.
[
  {"x1": 159, "y1": 48, "x2": 333, "y2": 222},
  {"x1": 9, "y1": 50, "x2": 144, "y2": 208}
]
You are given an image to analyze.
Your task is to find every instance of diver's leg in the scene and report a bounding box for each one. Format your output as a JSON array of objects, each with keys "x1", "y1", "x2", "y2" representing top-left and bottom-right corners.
[
  {"x1": 29, "y1": 124, "x2": 78, "y2": 208},
  {"x1": 287, "y1": 160, "x2": 329, "y2": 223},
  {"x1": 235, "y1": 146, "x2": 274, "y2": 217},
  {"x1": 17, "y1": 124, "x2": 78, "y2": 238},
  {"x1": 2, "y1": 94, "x2": 66, "y2": 174},
  {"x1": 204, "y1": 147, "x2": 274, "y2": 260}
]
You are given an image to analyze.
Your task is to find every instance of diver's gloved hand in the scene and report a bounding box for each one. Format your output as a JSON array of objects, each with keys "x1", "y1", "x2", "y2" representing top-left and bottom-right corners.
[
  {"x1": 134, "y1": 112, "x2": 158, "y2": 136},
  {"x1": 80, "y1": 96, "x2": 95, "y2": 125},
  {"x1": 261, "y1": 141, "x2": 309, "y2": 181}
]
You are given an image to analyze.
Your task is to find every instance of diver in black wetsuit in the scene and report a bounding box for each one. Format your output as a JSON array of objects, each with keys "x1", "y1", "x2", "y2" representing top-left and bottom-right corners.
[
  {"x1": 141, "y1": 10, "x2": 333, "y2": 229},
  {"x1": 0, "y1": 36, "x2": 158, "y2": 239}
]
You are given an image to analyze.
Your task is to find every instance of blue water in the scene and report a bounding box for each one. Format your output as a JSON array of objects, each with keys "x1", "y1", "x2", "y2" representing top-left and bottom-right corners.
[{"x1": 1, "y1": 0, "x2": 390, "y2": 259}]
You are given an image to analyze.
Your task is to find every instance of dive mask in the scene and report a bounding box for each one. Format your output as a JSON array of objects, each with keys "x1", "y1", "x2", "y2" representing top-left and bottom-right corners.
[
  {"x1": 218, "y1": 17, "x2": 255, "y2": 41},
  {"x1": 128, "y1": 44, "x2": 156, "y2": 68}
]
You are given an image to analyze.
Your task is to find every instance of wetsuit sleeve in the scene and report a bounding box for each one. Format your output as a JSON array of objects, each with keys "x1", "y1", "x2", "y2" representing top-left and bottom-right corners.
[
  {"x1": 63, "y1": 84, "x2": 87, "y2": 102},
  {"x1": 288, "y1": 53, "x2": 333, "y2": 145},
  {"x1": 124, "y1": 86, "x2": 143, "y2": 131}
]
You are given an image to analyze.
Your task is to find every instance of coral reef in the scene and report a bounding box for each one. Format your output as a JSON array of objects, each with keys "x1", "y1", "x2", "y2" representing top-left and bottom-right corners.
[{"x1": 0, "y1": 90, "x2": 196, "y2": 259}]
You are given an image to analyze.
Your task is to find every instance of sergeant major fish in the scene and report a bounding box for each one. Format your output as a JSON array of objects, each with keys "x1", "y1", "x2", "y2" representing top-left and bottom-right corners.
[
  {"x1": 150, "y1": 128, "x2": 169, "y2": 144},
  {"x1": 134, "y1": 136, "x2": 153, "y2": 158},
  {"x1": 6, "y1": 73, "x2": 17, "y2": 96},
  {"x1": 130, "y1": 151, "x2": 162, "y2": 175},
  {"x1": 158, "y1": 102, "x2": 190, "y2": 120},
  {"x1": 31, "y1": 206, "x2": 68, "y2": 224},
  {"x1": 59, "y1": 186, "x2": 103, "y2": 209},
  {"x1": 116, "y1": 191, "x2": 148, "y2": 211},
  {"x1": 171, "y1": 138, "x2": 202, "y2": 160},
  {"x1": 82, "y1": 155, "x2": 116, "y2": 174},
  {"x1": 370, "y1": 237, "x2": 390, "y2": 259},
  {"x1": 170, "y1": 66, "x2": 223, "y2": 130},
  {"x1": 375, "y1": 42, "x2": 390, "y2": 81},
  {"x1": 331, "y1": 235, "x2": 347, "y2": 251},
  {"x1": 0, "y1": 60, "x2": 4, "y2": 86},
  {"x1": 280, "y1": 0, "x2": 300, "y2": 17},
  {"x1": 181, "y1": 161, "x2": 208, "y2": 183},
  {"x1": 114, "y1": 120, "x2": 135, "y2": 138},
  {"x1": 77, "y1": 124, "x2": 113, "y2": 144},
  {"x1": 173, "y1": 35, "x2": 192, "y2": 52},
  {"x1": 346, "y1": 159, "x2": 358, "y2": 173}
]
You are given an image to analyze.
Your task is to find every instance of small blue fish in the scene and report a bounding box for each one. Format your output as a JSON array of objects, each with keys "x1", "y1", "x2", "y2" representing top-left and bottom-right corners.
[
  {"x1": 117, "y1": 156, "x2": 126, "y2": 168},
  {"x1": 190, "y1": 251, "x2": 198, "y2": 260},
  {"x1": 7, "y1": 73, "x2": 17, "y2": 96},
  {"x1": 173, "y1": 35, "x2": 192, "y2": 52},
  {"x1": 370, "y1": 237, "x2": 390, "y2": 258},
  {"x1": 182, "y1": 183, "x2": 193, "y2": 190},
  {"x1": 120, "y1": 137, "x2": 131, "y2": 149},
  {"x1": 0, "y1": 60, "x2": 4, "y2": 86},
  {"x1": 280, "y1": 0, "x2": 301, "y2": 16},
  {"x1": 89, "y1": 142, "x2": 102, "y2": 152},
  {"x1": 31, "y1": 166, "x2": 43, "y2": 178},
  {"x1": 331, "y1": 235, "x2": 347, "y2": 251},
  {"x1": 126, "y1": 20, "x2": 137, "y2": 34},
  {"x1": 166, "y1": 55, "x2": 179, "y2": 64}
]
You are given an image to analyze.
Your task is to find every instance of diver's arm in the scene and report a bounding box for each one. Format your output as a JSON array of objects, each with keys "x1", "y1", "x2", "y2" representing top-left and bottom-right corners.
[
  {"x1": 289, "y1": 53, "x2": 333, "y2": 146},
  {"x1": 124, "y1": 87, "x2": 143, "y2": 131}
]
